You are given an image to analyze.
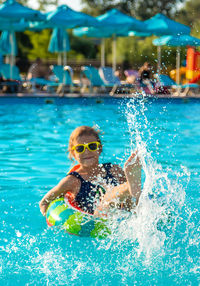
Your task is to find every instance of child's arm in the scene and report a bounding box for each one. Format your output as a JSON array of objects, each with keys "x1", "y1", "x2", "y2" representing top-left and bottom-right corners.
[
  {"x1": 110, "y1": 156, "x2": 141, "y2": 204},
  {"x1": 96, "y1": 153, "x2": 141, "y2": 214},
  {"x1": 39, "y1": 175, "x2": 80, "y2": 216},
  {"x1": 94, "y1": 182, "x2": 131, "y2": 216},
  {"x1": 124, "y1": 151, "x2": 141, "y2": 205},
  {"x1": 110, "y1": 164, "x2": 127, "y2": 184}
]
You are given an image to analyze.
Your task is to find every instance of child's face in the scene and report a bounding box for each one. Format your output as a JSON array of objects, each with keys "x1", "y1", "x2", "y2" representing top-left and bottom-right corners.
[{"x1": 72, "y1": 135, "x2": 101, "y2": 167}]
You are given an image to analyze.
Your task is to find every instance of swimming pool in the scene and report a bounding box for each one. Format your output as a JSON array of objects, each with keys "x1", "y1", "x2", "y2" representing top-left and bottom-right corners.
[{"x1": 0, "y1": 97, "x2": 199, "y2": 285}]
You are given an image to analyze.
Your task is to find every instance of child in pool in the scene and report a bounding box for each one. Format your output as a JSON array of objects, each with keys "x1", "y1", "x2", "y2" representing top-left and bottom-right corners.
[{"x1": 39, "y1": 126, "x2": 141, "y2": 216}]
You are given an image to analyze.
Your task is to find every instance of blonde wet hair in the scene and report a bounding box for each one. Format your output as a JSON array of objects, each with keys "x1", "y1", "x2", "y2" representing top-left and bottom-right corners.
[{"x1": 68, "y1": 126, "x2": 102, "y2": 160}]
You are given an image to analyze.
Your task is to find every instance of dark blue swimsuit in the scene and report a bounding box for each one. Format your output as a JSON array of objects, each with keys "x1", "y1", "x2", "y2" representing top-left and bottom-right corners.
[{"x1": 67, "y1": 163, "x2": 118, "y2": 214}]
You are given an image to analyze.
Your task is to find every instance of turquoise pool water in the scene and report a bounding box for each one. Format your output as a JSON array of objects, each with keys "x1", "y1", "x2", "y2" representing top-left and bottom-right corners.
[{"x1": 0, "y1": 97, "x2": 199, "y2": 285}]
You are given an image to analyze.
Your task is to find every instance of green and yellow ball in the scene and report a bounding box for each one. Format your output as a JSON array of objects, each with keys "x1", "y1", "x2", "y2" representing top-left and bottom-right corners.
[{"x1": 46, "y1": 197, "x2": 111, "y2": 239}]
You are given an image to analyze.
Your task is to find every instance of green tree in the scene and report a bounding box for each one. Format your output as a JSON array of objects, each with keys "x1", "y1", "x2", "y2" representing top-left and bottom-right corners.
[
  {"x1": 81, "y1": 0, "x2": 185, "y2": 19},
  {"x1": 0, "y1": 0, "x2": 58, "y2": 11},
  {"x1": 37, "y1": 0, "x2": 58, "y2": 12},
  {"x1": 24, "y1": 29, "x2": 53, "y2": 60},
  {"x1": 70, "y1": 32, "x2": 98, "y2": 59},
  {"x1": 136, "y1": 0, "x2": 185, "y2": 20},
  {"x1": 81, "y1": 0, "x2": 136, "y2": 16},
  {"x1": 176, "y1": 0, "x2": 200, "y2": 37},
  {"x1": 116, "y1": 36, "x2": 158, "y2": 69}
]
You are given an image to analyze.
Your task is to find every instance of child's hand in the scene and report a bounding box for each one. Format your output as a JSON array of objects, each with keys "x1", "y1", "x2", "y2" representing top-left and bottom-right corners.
[
  {"x1": 124, "y1": 151, "x2": 141, "y2": 202},
  {"x1": 94, "y1": 200, "x2": 110, "y2": 218},
  {"x1": 124, "y1": 151, "x2": 141, "y2": 175},
  {"x1": 39, "y1": 200, "x2": 49, "y2": 216}
]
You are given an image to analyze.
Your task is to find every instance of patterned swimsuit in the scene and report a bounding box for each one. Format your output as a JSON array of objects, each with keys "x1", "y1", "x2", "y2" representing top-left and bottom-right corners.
[{"x1": 67, "y1": 163, "x2": 118, "y2": 214}]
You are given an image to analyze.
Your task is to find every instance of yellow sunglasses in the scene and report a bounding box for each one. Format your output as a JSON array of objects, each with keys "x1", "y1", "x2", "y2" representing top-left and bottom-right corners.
[{"x1": 72, "y1": 141, "x2": 101, "y2": 154}]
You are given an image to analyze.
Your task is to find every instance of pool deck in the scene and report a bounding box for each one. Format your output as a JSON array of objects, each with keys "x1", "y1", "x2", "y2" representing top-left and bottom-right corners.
[{"x1": 1, "y1": 91, "x2": 200, "y2": 99}]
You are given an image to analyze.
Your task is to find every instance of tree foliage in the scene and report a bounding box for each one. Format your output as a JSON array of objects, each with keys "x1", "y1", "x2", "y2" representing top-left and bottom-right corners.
[
  {"x1": 24, "y1": 29, "x2": 53, "y2": 60},
  {"x1": 81, "y1": 0, "x2": 185, "y2": 19},
  {"x1": 36, "y1": 0, "x2": 58, "y2": 12},
  {"x1": 136, "y1": 0, "x2": 184, "y2": 20},
  {"x1": 81, "y1": 0, "x2": 136, "y2": 16},
  {"x1": 176, "y1": 0, "x2": 200, "y2": 37},
  {"x1": 0, "y1": 0, "x2": 58, "y2": 11}
]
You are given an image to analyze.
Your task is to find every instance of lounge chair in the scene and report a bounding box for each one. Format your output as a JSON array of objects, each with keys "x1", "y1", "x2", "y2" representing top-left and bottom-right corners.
[
  {"x1": 0, "y1": 64, "x2": 58, "y2": 93},
  {"x1": 28, "y1": 77, "x2": 60, "y2": 93},
  {"x1": 99, "y1": 66, "x2": 123, "y2": 95},
  {"x1": 99, "y1": 67, "x2": 121, "y2": 85},
  {"x1": 0, "y1": 64, "x2": 22, "y2": 80},
  {"x1": 81, "y1": 65, "x2": 129, "y2": 95},
  {"x1": 51, "y1": 65, "x2": 74, "y2": 94},
  {"x1": 99, "y1": 66, "x2": 138, "y2": 95},
  {"x1": 155, "y1": 74, "x2": 199, "y2": 97},
  {"x1": 0, "y1": 64, "x2": 23, "y2": 92},
  {"x1": 80, "y1": 66, "x2": 109, "y2": 94}
]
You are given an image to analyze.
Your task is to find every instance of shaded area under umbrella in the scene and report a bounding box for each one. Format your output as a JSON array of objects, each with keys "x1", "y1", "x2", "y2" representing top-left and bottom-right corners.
[
  {"x1": 74, "y1": 26, "x2": 111, "y2": 67},
  {"x1": 48, "y1": 27, "x2": 70, "y2": 66},
  {"x1": 0, "y1": 19, "x2": 29, "y2": 80},
  {"x1": 0, "y1": 30, "x2": 17, "y2": 55},
  {"x1": 30, "y1": 5, "x2": 98, "y2": 68},
  {"x1": 73, "y1": 9, "x2": 146, "y2": 70},
  {"x1": 144, "y1": 13, "x2": 190, "y2": 36},
  {"x1": 153, "y1": 34, "x2": 200, "y2": 46},
  {"x1": 153, "y1": 34, "x2": 200, "y2": 84},
  {"x1": 144, "y1": 13, "x2": 191, "y2": 74},
  {"x1": 0, "y1": 0, "x2": 44, "y2": 21},
  {"x1": 0, "y1": 0, "x2": 44, "y2": 79}
]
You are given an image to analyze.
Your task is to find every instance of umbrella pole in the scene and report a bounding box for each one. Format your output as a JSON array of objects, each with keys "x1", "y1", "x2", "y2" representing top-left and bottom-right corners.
[
  {"x1": 176, "y1": 46, "x2": 180, "y2": 84},
  {"x1": 63, "y1": 30, "x2": 67, "y2": 93},
  {"x1": 10, "y1": 30, "x2": 15, "y2": 80},
  {"x1": 157, "y1": 46, "x2": 161, "y2": 74},
  {"x1": 63, "y1": 52, "x2": 67, "y2": 67},
  {"x1": 58, "y1": 53, "x2": 62, "y2": 66},
  {"x1": 5, "y1": 56, "x2": 9, "y2": 64},
  {"x1": 101, "y1": 38, "x2": 105, "y2": 67},
  {"x1": 112, "y1": 34, "x2": 116, "y2": 72},
  {"x1": 63, "y1": 31, "x2": 67, "y2": 67}
]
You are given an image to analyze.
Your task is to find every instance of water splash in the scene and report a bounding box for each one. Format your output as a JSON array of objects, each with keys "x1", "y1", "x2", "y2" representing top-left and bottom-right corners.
[{"x1": 102, "y1": 98, "x2": 190, "y2": 262}]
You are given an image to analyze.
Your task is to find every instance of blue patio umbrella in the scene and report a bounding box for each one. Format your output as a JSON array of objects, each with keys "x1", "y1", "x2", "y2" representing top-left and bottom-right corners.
[
  {"x1": 153, "y1": 34, "x2": 200, "y2": 83},
  {"x1": 96, "y1": 9, "x2": 145, "y2": 33},
  {"x1": 0, "y1": 30, "x2": 17, "y2": 55},
  {"x1": 48, "y1": 27, "x2": 70, "y2": 65},
  {"x1": 0, "y1": 17, "x2": 30, "y2": 31},
  {"x1": 153, "y1": 34, "x2": 200, "y2": 47},
  {"x1": 0, "y1": 0, "x2": 44, "y2": 21},
  {"x1": 31, "y1": 5, "x2": 98, "y2": 67},
  {"x1": 0, "y1": 0, "x2": 44, "y2": 79},
  {"x1": 0, "y1": 18, "x2": 29, "y2": 57},
  {"x1": 48, "y1": 28, "x2": 70, "y2": 52},
  {"x1": 0, "y1": 23, "x2": 24, "y2": 79},
  {"x1": 74, "y1": 26, "x2": 111, "y2": 38},
  {"x1": 144, "y1": 13, "x2": 190, "y2": 36},
  {"x1": 46, "y1": 5, "x2": 98, "y2": 28},
  {"x1": 0, "y1": 18, "x2": 29, "y2": 59},
  {"x1": 74, "y1": 9, "x2": 146, "y2": 70},
  {"x1": 32, "y1": 5, "x2": 98, "y2": 30},
  {"x1": 144, "y1": 13, "x2": 191, "y2": 74}
]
